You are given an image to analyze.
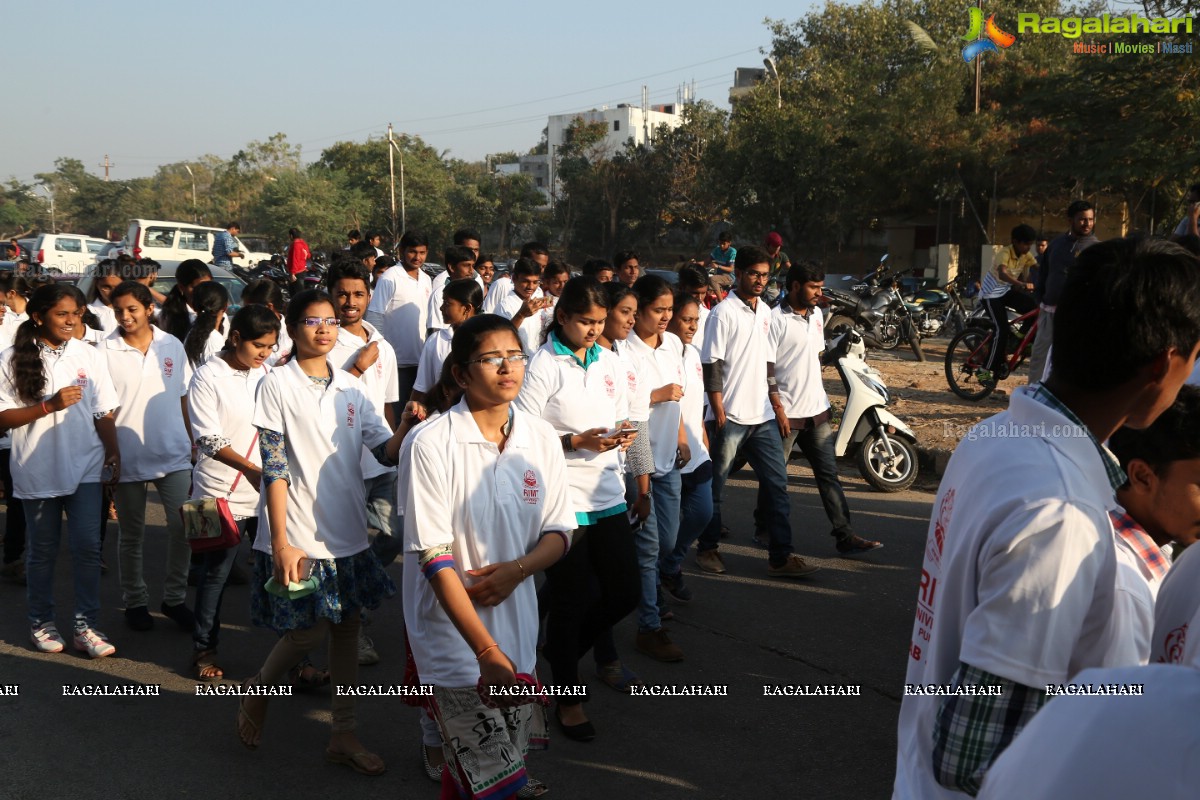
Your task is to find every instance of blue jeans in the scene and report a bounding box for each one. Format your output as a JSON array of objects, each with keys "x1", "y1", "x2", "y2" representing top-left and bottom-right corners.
[
  {"x1": 633, "y1": 470, "x2": 682, "y2": 632},
  {"x1": 366, "y1": 472, "x2": 403, "y2": 567},
  {"x1": 756, "y1": 420, "x2": 853, "y2": 540},
  {"x1": 660, "y1": 462, "x2": 714, "y2": 577},
  {"x1": 191, "y1": 518, "x2": 248, "y2": 652},
  {"x1": 698, "y1": 420, "x2": 793, "y2": 565},
  {"x1": 24, "y1": 483, "x2": 104, "y2": 629}
]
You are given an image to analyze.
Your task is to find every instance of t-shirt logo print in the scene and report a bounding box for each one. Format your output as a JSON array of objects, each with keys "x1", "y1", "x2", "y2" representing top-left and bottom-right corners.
[
  {"x1": 522, "y1": 470, "x2": 540, "y2": 505},
  {"x1": 163, "y1": 357, "x2": 174, "y2": 378},
  {"x1": 1161, "y1": 623, "x2": 1188, "y2": 664},
  {"x1": 346, "y1": 402, "x2": 356, "y2": 428},
  {"x1": 604, "y1": 374, "x2": 615, "y2": 398},
  {"x1": 76, "y1": 369, "x2": 88, "y2": 388}
]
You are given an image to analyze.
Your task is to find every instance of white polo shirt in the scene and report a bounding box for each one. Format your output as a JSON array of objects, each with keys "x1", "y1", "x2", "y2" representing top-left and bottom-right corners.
[
  {"x1": 199, "y1": 328, "x2": 225, "y2": 366},
  {"x1": 695, "y1": 305, "x2": 709, "y2": 348},
  {"x1": 1151, "y1": 544, "x2": 1200, "y2": 666},
  {"x1": 0, "y1": 338, "x2": 119, "y2": 499},
  {"x1": 331, "y1": 321, "x2": 399, "y2": 481},
  {"x1": 498, "y1": 292, "x2": 553, "y2": 357},
  {"x1": 188, "y1": 357, "x2": 269, "y2": 518},
  {"x1": 978, "y1": 665, "x2": 1200, "y2": 800},
  {"x1": 701, "y1": 292, "x2": 773, "y2": 426},
  {"x1": 515, "y1": 338, "x2": 628, "y2": 515},
  {"x1": 626, "y1": 332, "x2": 685, "y2": 477},
  {"x1": 102, "y1": 327, "x2": 193, "y2": 482},
  {"x1": 252, "y1": 359, "x2": 393, "y2": 558},
  {"x1": 481, "y1": 275, "x2": 512, "y2": 315},
  {"x1": 678, "y1": 342, "x2": 710, "y2": 474},
  {"x1": 768, "y1": 303, "x2": 830, "y2": 419},
  {"x1": 89, "y1": 300, "x2": 118, "y2": 334},
  {"x1": 403, "y1": 400, "x2": 575, "y2": 686},
  {"x1": 612, "y1": 339, "x2": 650, "y2": 423},
  {"x1": 426, "y1": 271, "x2": 484, "y2": 331},
  {"x1": 365, "y1": 265, "x2": 431, "y2": 367},
  {"x1": 413, "y1": 327, "x2": 453, "y2": 395},
  {"x1": 893, "y1": 386, "x2": 1124, "y2": 800}
]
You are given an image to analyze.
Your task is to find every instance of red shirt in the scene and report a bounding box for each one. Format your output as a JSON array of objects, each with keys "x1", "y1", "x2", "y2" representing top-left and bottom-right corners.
[{"x1": 286, "y1": 239, "x2": 311, "y2": 276}]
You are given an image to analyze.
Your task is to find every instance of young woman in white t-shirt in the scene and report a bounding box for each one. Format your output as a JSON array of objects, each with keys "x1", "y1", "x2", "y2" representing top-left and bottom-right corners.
[
  {"x1": 242, "y1": 278, "x2": 293, "y2": 363},
  {"x1": 85, "y1": 260, "x2": 121, "y2": 334},
  {"x1": 409, "y1": 277, "x2": 482, "y2": 416},
  {"x1": 186, "y1": 305, "x2": 279, "y2": 681},
  {"x1": 157, "y1": 259, "x2": 213, "y2": 344},
  {"x1": 237, "y1": 289, "x2": 407, "y2": 776},
  {"x1": 405, "y1": 314, "x2": 572, "y2": 799},
  {"x1": 513, "y1": 276, "x2": 641, "y2": 740},
  {"x1": 0, "y1": 284, "x2": 121, "y2": 658},
  {"x1": 0, "y1": 273, "x2": 31, "y2": 581},
  {"x1": 183, "y1": 282, "x2": 229, "y2": 367}
]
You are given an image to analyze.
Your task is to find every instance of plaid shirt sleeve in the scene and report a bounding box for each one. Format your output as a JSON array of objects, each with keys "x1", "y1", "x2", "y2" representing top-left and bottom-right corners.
[{"x1": 930, "y1": 663, "x2": 1047, "y2": 797}]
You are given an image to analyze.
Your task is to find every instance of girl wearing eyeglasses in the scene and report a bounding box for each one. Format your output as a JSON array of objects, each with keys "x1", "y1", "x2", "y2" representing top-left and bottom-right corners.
[
  {"x1": 404, "y1": 313, "x2": 572, "y2": 799},
  {"x1": 237, "y1": 289, "x2": 407, "y2": 776}
]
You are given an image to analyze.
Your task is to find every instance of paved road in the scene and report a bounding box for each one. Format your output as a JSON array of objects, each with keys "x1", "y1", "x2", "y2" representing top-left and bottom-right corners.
[{"x1": 0, "y1": 459, "x2": 933, "y2": 800}]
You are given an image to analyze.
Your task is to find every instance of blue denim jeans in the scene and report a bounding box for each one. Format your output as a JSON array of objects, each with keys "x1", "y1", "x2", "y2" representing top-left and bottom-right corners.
[
  {"x1": 24, "y1": 483, "x2": 104, "y2": 629},
  {"x1": 756, "y1": 420, "x2": 853, "y2": 541},
  {"x1": 632, "y1": 470, "x2": 682, "y2": 632},
  {"x1": 660, "y1": 462, "x2": 714, "y2": 577},
  {"x1": 365, "y1": 472, "x2": 403, "y2": 567},
  {"x1": 698, "y1": 420, "x2": 793, "y2": 565},
  {"x1": 191, "y1": 518, "x2": 248, "y2": 652}
]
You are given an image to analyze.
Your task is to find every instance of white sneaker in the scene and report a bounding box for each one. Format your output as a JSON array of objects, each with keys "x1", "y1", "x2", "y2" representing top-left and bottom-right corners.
[
  {"x1": 358, "y1": 630, "x2": 380, "y2": 666},
  {"x1": 73, "y1": 627, "x2": 117, "y2": 659},
  {"x1": 31, "y1": 622, "x2": 66, "y2": 653}
]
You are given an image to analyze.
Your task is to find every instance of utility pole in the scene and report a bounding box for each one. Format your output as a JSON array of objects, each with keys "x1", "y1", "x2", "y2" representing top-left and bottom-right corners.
[
  {"x1": 763, "y1": 57, "x2": 782, "y2": 109},
  {"x1": 387, "y1": 126, "x2": 406, "y2": 235},
  {"x1": 974, "y1": 0, "x2": 982, "y2": 114},
  {"x1": 387, "y1": 124, "x2": 397, "y2": 240},
  {"x1": 99, "y1": 154, "x2": 115, "y2": 181}
]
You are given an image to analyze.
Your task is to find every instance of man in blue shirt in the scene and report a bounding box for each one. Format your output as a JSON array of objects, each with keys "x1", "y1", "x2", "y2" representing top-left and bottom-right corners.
[{"x1": 212, "y1": 221, "x2": 243, "y2": 267}]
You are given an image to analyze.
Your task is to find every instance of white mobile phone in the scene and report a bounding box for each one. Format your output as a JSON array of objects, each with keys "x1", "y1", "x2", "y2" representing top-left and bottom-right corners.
[{"x1": 602, "y1": 426, "x2": 637, "y2": 439}]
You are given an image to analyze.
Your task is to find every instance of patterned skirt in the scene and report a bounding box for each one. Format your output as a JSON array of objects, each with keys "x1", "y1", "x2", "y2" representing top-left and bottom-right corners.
[{"x1": 249, "y1": 548, "x2": 396, "y2": 634}]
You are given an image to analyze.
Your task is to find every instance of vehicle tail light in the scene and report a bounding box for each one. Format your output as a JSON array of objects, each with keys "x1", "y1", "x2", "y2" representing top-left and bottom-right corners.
[
  {"x1": 37, "y1": 249, "x2": 44, "y2": 263},
  {"x1": 132, "y1": 227, "x2": 141, "y2": 260}
]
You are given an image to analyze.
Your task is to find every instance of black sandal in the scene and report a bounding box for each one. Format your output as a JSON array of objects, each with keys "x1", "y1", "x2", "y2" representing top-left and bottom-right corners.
[{"x1": 194, "y1": 649, "x2": 223, "y2": 682}]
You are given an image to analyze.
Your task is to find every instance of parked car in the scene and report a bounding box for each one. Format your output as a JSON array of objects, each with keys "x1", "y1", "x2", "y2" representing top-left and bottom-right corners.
[
  {"x1": 126, "y1": 219, "x2": 272, "y2": 268},
  {"x1": 92, "y1": 241, "x2": 128, "y2": 264},
  {"x1": 78, "y1": 260, "x2": 247, "y2": 310},
  {"x1": 31, "y1": 232, "x2": 110, "y2": 274}
]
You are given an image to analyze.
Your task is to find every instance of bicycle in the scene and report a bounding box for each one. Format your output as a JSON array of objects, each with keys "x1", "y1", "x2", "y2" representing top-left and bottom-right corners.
[{"x1": 944, "y1": 306, "x2": 1040, "y2": 401}]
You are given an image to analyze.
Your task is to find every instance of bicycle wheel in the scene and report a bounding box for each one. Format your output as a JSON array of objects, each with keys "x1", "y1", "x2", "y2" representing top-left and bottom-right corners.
[{"x1": 944, "y1": 328, "x2": 997, "y2": 401}]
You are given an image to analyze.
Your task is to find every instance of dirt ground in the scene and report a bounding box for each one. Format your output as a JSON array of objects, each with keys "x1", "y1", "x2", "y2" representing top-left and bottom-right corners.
[{"x1": 822, "y1": 337, "x2": 1025, "y2": 458}]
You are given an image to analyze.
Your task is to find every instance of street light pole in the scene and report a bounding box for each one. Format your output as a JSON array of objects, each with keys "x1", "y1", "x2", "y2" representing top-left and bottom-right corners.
[
  {"x1": 763, "y1": 56, "x2": 782, "y2": 109},
  {"x1": 37, "y1": 186, "x2": 56, "y2": 232}
]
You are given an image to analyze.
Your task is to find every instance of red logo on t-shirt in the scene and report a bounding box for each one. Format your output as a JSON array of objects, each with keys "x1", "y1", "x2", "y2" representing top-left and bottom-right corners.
[
  {"x1": 931, "y1": 487, "x2": 955, "y2": 567},
  {"x1": 346, "y1": 402, "x2": 356, "y2": 428},
  {"x1": 522, "y1": 470, "x2": 540, "y2": 505},
  {"x1": 163, "y1": 357, "x2": 174, "y2": 378},
  {"x1": 626, "y1": 370, "x2": 637, "y2": 394},
  {"x1": 604, "y1": 374, "x2": 615, "y2": 398},
  {"x1": 75, "y1": 369, "x2": 88, "y2": 388},
  {"x1": 1162, "y1": 624, "x2": 1188, "y2": 664}
]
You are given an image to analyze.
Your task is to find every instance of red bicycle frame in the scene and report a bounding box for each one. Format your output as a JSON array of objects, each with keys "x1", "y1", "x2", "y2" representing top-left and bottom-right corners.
[{"x1": 966, "y1": 307, "x2": 1040, "y2": 372}]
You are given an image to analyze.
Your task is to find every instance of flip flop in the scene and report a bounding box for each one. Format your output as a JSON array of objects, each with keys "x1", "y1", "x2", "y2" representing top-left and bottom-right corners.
[
  {"x1": 325, "y1": 748, "x2": 386, "y2": 776},
  {"x1": 236, "y1": 676, "x2": 265, "y2": 750},
  {"x1": 517, "y1": 777, "x2": 550, "y2": 797}
]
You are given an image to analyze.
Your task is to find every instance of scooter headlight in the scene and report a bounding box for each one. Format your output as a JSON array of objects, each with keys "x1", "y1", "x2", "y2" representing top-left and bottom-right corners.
[{"x1": 854, "y1": 371, "x2": 890, "y2": 404}]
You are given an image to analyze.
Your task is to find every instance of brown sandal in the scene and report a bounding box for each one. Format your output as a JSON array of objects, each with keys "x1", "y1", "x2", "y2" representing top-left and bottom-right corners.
[
  {"x1": 194, "y1": 650, "x2": 223, "y2": 681},
  {"x1": 236, "y1": 675, "x2": 267, "y2": 750}
]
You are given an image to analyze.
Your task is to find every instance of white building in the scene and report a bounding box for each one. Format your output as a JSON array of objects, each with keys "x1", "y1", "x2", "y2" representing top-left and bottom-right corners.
[{"x1": 547, "y1": 103, "x2": 682, "y2": 158}]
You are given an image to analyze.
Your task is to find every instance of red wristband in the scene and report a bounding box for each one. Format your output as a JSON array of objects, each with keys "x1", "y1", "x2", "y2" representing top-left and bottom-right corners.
[{"x1": 40, "y1": 401, "x2": 50, "y2": 416}]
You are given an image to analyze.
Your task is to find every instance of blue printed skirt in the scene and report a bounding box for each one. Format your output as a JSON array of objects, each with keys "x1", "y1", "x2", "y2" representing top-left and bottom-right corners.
[{"x1": 249, "y1": 548, "x2": 396, "y2": 634}]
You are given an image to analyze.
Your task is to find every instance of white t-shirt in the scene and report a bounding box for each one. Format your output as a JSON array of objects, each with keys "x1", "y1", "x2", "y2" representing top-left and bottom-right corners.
[
  {"x1": 413, "y1": 327, "x2": 453, "y2": 395},
  {"x1": 0, "y1": 312, "x2": 29, "y2": 351},
  {"x1": 695, "y1": 305, "x2": 709, "y2": 348},
  {"x1": 403, "y1": 400, "x2": 574, "y2": 686},
  {"x1": 678, "y1": 342, "x2": 710, "y2": 474},
  {"x1": 199, "y1": 328, "x2": 225, "y2": 366},
  {"x1": 767, "y1": 304, "x2": 830, "y2": 419},
  {"x1": 626, "y1": 332, "x2": 685, "y2": 477},
  {"x1": 701, "y1": 292, "x2": 773, "y2": 426},
  {"x1": 481, "y1": 275, "x2": 512, "y2": 315},
  {"x1": 251, "y1": 359, "x2": 393, "y2": 558},
  {"x1": 1151, "y1": 544, "x2": 1200, "y2": 666},
  {"x1": 89, "y1": 299, "x2": 118, "y2": 334},
  {"x1": 612, "y1": 339, "x2": 650, "y2": 423},
  {"x1": 364, "y1": 265, "x2": 432, "y2": 367},
  {"x1": 1109, "y1": 507, "x2": 1169, "y2": 666},
  {"x1": 0, "y1": 339, "x2": 119, "y2": 499},
  {"x1": 514, "y1": 339, "x2": 628, "y2": 515},
  {"x1": 188, "y1": 357, "x2": 269, "y2": 518},
  {"x1": 892, "y1": 386, "x2": 1124, "y2": 800},
  {"x1": 330, "y1": 321, "x2": 399, "y2": 480},
  {"x1": 426, "y1": 271, "x2": 484, "y2": 331},
  {"x1": 266, "y1": 324, "x2": 293, "y2": 367},
  {"x1": 102, "y1": 328, "x2": 193, "y2": 482},
  {"x1": 498, "y1": 292, "x2": 553, "y2": 357},
  {"x1": 978, "y1": 664, "x2": 1200, "y2": 800}
]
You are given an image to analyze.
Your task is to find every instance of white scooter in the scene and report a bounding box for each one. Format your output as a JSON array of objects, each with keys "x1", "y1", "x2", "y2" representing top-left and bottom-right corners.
[{"x1": 823, "y1": 326, "x2": 920, "y2": 492}]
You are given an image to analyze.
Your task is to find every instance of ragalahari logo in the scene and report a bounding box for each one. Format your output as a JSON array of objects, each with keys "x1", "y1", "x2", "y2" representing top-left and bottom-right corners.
[{"x1": 961, "y1": 7, "x2": 1016, "y2": 62}]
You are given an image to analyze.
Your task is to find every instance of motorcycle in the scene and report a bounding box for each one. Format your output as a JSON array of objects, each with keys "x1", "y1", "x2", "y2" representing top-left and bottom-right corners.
[
  {"x1": 822, "y1": 326, "x2": 920, "y2": 492},
  {"x1": 822, "y1": 255, "x2": 924, "y2": 360},
  {"x1": 903, "y1": 277, "x2": 971, "y2": 339},
  {"x1": 229, "y1": 255, "x2": 293, "y2": 300}
]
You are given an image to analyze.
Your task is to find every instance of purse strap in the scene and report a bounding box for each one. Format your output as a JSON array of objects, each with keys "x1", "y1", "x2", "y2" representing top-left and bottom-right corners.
[{"x1": 227, "y1": 432, "x2": 260, "y2": 497}]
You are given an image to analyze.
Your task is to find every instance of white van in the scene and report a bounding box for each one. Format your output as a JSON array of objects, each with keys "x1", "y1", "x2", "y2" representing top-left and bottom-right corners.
[
  {"x1": 32, "y1": 233, "x2": 111, "y2": 274},
  {"x1": 126, "y1": 219, "x2": 272, "y2": 267}
]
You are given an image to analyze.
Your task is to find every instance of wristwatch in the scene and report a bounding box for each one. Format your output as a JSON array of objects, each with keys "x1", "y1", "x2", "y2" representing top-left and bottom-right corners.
[{"x1": 561, "y1": 433, "x2": 576, "y2": 453}]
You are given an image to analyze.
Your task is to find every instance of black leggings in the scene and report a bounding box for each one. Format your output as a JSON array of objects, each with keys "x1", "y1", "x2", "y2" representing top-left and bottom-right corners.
[
  {"x1": 543, "y1": 512, "x2": 639, "y2": 706},
  {"x1": 1, "y1": 449, "x2": 24, "y2": 565},
  {"x1": 984, "y1": 289, "x2": 1036, "y2": 372}
]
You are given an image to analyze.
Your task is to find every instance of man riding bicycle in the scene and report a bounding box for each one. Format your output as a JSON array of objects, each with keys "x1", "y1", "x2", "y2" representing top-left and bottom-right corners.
[{"x1": 978, "y1": 224, "x2": 1039, "y2": 382}]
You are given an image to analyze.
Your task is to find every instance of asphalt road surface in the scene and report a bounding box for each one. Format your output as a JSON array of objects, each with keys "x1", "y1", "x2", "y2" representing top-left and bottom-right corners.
[{"x1": 0, "y1": 459, "x2": 934, "y2": 800}]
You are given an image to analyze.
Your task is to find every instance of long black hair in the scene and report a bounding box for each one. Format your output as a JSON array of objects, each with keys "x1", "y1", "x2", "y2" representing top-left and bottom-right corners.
[
  {"x1": 222, "y1": 305, "x2": 281, "y2": 353},
  {"x1": 86, "y1": 259, "x2": 121, "y2": 304},
  {"x1": 183, "y1": 282, "x2": 230, "y2": 366},
  {"x1": 242, "y1": 277, "x2": 287, "y2": 315},
  {"x1": 10, "y1": 284, "x2": 78, "y2": 404},
  {"x1": 543, "y1": 275, "x2": 609, "y2": 347},
  {"x1": 159, "y1": 259, "x2": 212, "y2": 341}
]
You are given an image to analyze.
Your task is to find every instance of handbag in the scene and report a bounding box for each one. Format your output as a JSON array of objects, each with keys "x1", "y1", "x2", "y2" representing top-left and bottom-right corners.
[{"x1": 181, "y1": 433, "x2": 258, "y2": 553}]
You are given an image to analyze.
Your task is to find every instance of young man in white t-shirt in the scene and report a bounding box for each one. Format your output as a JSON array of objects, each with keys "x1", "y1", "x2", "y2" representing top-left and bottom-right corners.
[
  {"x1": 427, "y1": 246, "x2": 484, "y2": 333},
  {"x1": 762, "y1": 263, "x2": 881, "y2": 555},
  {"x1": 1105, "y1": 385, "x2": 1200, "y2": 665},
  {"x1": 365, "y1": 231, "x2": 432, "y2": 411},
  {"x1": 695, "y1": 246, "x2": 821, "y2": 578},
  {"x1": 893, "y1": 237, "x2": 1200, "y2": 799},
  {"x1": 497, "y1": 259, "x2": 553, "y2": 356}
]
